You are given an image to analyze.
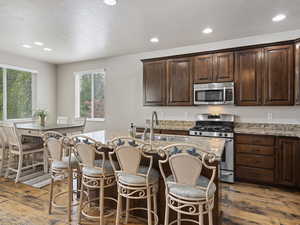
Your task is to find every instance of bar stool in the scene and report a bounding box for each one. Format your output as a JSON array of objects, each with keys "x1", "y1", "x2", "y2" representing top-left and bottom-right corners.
[
  {"x1": 109, "y1": 137, "x2": 159, "y2": 225},
  {"x1": 158, "y1": 144, "x2": 217, "y2": 225},
  {"x1": 72, "y1": 135, "x2": 117, "y2": 225},
  {"x1": 43, "y1": 131, "x2": 79, "y2": 222}
]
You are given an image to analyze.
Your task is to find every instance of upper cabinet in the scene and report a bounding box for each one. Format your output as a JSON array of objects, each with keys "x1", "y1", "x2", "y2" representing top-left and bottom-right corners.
[
  {"x1": 143, "y1": 60, "x2": 166, "y2": 106},
  {"x1": 235, "y1": 48, "x2": 263, "y2": 106},
  {"x1": 295, "y1": 41, "x2": 300, "y2": 105},
  {"x1": 263, "y1": 45, "x2": 294, "y2": 106},
  {"x1": 213, "y1": 52, "x2": 234, "y2": 82},
  {"x1": 235, "y1": 44, "x2": 294, "y2": 106},
  {"x1": 167, "y1": 58, "x2": 193, "y2": 106},
  {"x1": 194, "y1": 52, "x2": 234, "y2": 83},
  {"x1": 194, "y1": 54, "x2": 214, "y2": 83}
]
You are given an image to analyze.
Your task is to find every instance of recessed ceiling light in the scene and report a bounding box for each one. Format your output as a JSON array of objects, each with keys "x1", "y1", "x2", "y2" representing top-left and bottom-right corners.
[
  {"x1": 202, "y1": 27, "x2": 213, "y2": 34},
  {"x1": 43, "y1": 47, "x2": 52, "y2": 51},
  {"x1": 34, "y1": 41, "x2": 44, "y2": 46},
  {"x1": 272, "y1": 14, "x2": 286, "y2": 22},
  {"x1": 150, "y1": 37, "x2": 159, "y2": 43},
  {"x1": 104, "y1": 0, "x2": 117, "y2": 6},
  {"x1": 22, "y1": 44, "x2": 32, "y2": 48}
]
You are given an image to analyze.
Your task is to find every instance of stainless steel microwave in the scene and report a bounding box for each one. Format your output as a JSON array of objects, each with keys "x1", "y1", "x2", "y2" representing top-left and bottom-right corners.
[{"x1": 194, "y1": 82, "x2": 234, "y2": 105}]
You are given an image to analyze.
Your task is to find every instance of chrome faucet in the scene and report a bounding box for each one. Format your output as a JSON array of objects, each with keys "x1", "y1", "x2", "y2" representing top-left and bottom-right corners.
[{"x1": 150, "y1": 111, "x2": 159, "y2": 141}]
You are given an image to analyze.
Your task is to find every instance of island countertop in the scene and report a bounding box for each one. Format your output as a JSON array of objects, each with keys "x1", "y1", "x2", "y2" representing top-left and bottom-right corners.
[{"x1": 82, "y1": 130, "x2": 226, "y2": 161}]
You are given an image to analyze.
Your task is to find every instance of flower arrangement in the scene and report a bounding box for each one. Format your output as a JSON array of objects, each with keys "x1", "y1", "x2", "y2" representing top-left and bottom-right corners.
[{"x1": 34, "y1": 109, "x2": 48, "y2": 126}]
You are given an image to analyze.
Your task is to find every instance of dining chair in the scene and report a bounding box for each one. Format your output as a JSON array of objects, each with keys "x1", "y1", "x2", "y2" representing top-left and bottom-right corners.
[
  {"x1": 109, "y1": 137, "x2": 159, "y2": 225},
  {"x1": 0, "y1": 124, "x2": 9, "y2": 176},
  {"x1": 57, "y1": 116, "x2": 69, "y2": 124},
  {"x1": 3, "y1": 122, "x2": 46, "y2": 183},
  {"x1": 72, "y1": 135, "x2": 116, "y2": 225},
  {"x1": 43, "y1": 131, "x2": 79, "y2": 222},
  {"x1": 158, "y1": 144, "x2": 217, "y2": 225}
]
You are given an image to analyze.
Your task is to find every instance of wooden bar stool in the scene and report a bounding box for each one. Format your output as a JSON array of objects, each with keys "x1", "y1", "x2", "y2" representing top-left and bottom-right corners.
[
  {"x1": 43, "y1": 131, "x2": 79, "y2": 222},
  {"x1": 72, "y1": 135, "x2": 117, "y2": 225},
  {"x1": 0, "y1": 124, "x2": 9, "y2": 176},
  {"x1": 109, "y1": 137, "x2": 159, "y2": 225},
  {"x1": 158, "y1": 144, "x2": 217, "y2": 225}
]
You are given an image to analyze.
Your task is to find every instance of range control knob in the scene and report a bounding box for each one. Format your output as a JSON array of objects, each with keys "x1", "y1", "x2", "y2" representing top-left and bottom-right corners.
[{"x1": 219, "y1": 133, "x2": 223, "y2": 137}]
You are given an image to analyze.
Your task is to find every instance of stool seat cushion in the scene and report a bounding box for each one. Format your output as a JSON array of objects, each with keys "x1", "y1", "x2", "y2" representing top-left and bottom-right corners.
[
  {"x1": 82, "y1": 160, "x2": 114, "y2": 176},
  {"x1": 166, "y1": 175, "x2": 216, "y2": 199},
  {"x1": 118, "y1": 166, "x2": 159, "y2": 185},
  {"x1": 52, "y1": 155, "x2": 79, "y2": 169}
]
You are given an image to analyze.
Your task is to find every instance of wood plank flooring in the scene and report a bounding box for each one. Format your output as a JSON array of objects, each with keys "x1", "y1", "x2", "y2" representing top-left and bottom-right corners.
[{"x1": 0, "y1": 177, "x2": 299, "y2": 225}]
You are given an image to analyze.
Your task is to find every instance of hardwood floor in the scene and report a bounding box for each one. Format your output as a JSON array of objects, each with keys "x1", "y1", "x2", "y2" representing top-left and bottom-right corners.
[{"x1": 0, "y1": 177, "x2": 299, "y2": 225}]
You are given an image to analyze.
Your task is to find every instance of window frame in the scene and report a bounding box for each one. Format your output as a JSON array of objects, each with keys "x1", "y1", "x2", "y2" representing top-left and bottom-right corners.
[
  {"x1": 74, "y1": 69, "x2": 105, "y2": 121},
  {"x1": 0, "y1": 64, "x2": 37, "y2": 121}
]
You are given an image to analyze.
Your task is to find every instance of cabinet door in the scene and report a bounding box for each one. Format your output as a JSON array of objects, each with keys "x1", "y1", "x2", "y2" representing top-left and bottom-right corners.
[
  {"x1": 213, "y1": 52, "x2": 234, "y2": 82},
  {"x1": 263, "y1": 45, "x2": 294, "y2": 105},
  {"x1": 167, "y1": 58, "x2": 193, "y2": 105},
  {"x1": 194, "y1": 54, "x2": 214, "y2": 83},
  {"x1": 143, "y1": 60, "x2": 166, "y2": 106},
  {"x1": 276, "y1": 137, "x2": 299, "y2": 187},
  {"x1": 235, "y1": 48, "x2": 263, "y2": 106},
  {"x1": 295, "y1": 42, "x2": 300, "y2": 105}
]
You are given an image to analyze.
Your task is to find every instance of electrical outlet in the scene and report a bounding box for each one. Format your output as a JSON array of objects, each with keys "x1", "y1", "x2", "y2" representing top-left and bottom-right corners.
[{"x1": 267, "y1": 112, "x2": 273, "y2": 121}]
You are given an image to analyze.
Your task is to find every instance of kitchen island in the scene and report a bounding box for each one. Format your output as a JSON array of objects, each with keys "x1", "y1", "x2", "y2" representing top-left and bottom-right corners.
[{"x1": 82, "y1": 130, "x2": 226, "y2": 225}]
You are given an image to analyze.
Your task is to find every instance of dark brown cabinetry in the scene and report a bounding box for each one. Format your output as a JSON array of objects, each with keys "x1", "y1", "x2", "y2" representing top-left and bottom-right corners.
[
  {"x1": 235, "y1": 44, "x2": 294, "y2": 106},
  {"x1": 235, "y1": 134, "x2": 300, "y2": 188},
  {"x1": 194, "y1": 54, "x2": 214, "y2": 83},
  {"x1": 295, "y1": 41, "x2": 300, "y2": 105},
  {"x1": 194, "y1": 52, "x2": 234, "y2": 84},
  {"x1": 213, "y1": 52, "x2": 234, "y2": 82},
  {"x1": 276, "y1": 137, "x2": 299, "y2": 187},
  {"x1": 235, "y1": 134, "x2": 275, "y2": 184},
  {"x1": 143, "y1": 60, "x2": 166, "y2": 106},
  {"x1": 235, "y1": 48, "x2": 263, "y2": 106},
  {"x1": 263, "y1": 45, "x2": 294, "y2": 105},
  {"x1": 167, "y1": 58, "x2": 193, "y2": 106}
]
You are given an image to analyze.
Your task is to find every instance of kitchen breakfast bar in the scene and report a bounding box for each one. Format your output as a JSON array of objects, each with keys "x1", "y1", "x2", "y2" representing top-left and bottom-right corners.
[{"x1": 80, "y1": 130, "x2": 226, "y2": 225}]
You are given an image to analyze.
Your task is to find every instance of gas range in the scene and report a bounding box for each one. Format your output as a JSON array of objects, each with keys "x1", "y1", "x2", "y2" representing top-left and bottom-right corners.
[
  {"x1": 189, "y1": 114, "x2": 234, "y2": 138},
  {"x1": 189, "y1": 113, "x2": 235, "y2": 183}
]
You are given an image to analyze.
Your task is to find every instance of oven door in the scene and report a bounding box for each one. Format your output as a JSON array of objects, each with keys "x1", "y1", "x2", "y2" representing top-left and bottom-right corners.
[
  {"x1": 194, "y1": 89, "x2": 224, "y2": 104},
  {"x1": 221, "y1": 139, "x2": 234, "y2": 171}
]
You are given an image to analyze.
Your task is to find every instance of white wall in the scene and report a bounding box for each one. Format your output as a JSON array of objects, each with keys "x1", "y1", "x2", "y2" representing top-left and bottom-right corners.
[
  {"x1": 0, "y1": 50, "x2": 57, "y2": 123},
  {"x1": 57, "y1": 29, "x2": 300, "y2": 132}
]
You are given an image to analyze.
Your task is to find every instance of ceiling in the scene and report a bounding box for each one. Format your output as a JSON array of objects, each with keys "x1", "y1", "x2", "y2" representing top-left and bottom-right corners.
[{"x1": 0, "y1": 0, "x2": 299, "y2": 64}]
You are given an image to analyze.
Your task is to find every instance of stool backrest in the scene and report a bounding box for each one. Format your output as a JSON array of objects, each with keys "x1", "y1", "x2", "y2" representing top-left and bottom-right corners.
[
  {"x1": 109, "y1": 137, "x2": 152, "y2": 176},
  {"x1": 0, "y1": 124, "x2": 8, "y2": 147},
  {"x1": 169, "y1": 153, "x2": 202, "y2": 186},
  {"x1": 159, "y1": 143, "x2": 217, "y2": 195},
  {"x1": 43, "y1": 131, "x2": 65, "y2": 162},
  {"x1": 1, "y1": 122, "x2": 21, "y2": 149},
  {"x1": 72, "y1": 135, "x2": 106, "y2": 170}
]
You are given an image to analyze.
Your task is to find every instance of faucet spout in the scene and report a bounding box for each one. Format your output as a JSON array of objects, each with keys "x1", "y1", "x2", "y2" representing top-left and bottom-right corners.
[{"x1": 150, "y1": 111, "x2": 159, "y2": 141}]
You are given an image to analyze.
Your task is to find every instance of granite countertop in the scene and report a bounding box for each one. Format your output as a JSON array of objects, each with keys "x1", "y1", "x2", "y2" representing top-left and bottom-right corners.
[
  {"x1": 234, "y1": 123, "x2": 300, "y2": 138},
  {"x1": 83, "y1": 130, "x2": 225, "y2": 161}
]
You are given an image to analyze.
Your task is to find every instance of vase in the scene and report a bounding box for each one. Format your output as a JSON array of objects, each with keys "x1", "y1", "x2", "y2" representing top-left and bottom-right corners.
[{"x1": 40, "y1": 116, "x2": 46, "y2": 126}]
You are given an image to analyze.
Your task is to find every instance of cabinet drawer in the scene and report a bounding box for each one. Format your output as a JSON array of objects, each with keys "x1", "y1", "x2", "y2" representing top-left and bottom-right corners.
[
  {"x1": 236, "y1": 154, "x2": 274, "y2": 169},
  {"x1": 236, "y1": 144, "x2": 274, "y2": 155},
  {"x1": 236, "y1": 166, "x2": 274, "y2": 184},
  {"x1": 19, "y1": 129, "x2": 41, "y2": 137},
  {"x1": 235, "y1": 134, "x2": 275, "y2": 146}
]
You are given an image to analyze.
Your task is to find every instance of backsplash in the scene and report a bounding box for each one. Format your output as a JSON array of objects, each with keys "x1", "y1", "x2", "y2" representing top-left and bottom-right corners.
[{"x1": 145, "y1": 120, "x2": 195, "y2": 131}]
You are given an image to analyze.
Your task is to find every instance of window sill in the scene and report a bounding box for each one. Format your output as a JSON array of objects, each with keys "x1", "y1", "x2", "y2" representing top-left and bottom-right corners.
[{"x1": 87, "y1": 118, "x2": 105, "y2": 122}]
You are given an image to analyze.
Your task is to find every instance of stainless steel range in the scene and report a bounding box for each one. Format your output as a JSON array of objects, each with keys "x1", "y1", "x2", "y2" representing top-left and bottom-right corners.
[{"x1": 189, "y1": 114, "x2": 235, "y2": 183}]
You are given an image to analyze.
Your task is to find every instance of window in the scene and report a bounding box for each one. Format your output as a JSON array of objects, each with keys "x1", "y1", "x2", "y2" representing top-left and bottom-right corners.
[
  {"x1": 75, "y1": 70, "x2": 105, "y2": 120},
  {"x1": 0, "y1": 65, "x2": 36, "y2": 120}
]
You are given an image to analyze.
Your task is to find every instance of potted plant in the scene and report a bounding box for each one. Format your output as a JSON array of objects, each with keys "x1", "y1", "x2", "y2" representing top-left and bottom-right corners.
[{"x1": 34, "y1": 109, "x2": 48, "y2": 126}]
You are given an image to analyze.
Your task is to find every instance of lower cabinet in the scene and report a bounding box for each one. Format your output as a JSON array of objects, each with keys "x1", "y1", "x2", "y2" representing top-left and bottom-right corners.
[
  {"x1": 276, "y1": 137, "x2": 300, "y2": 187},
  {"x1": 235, "y1": 134, "x2": 300, "y2": 188}
]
